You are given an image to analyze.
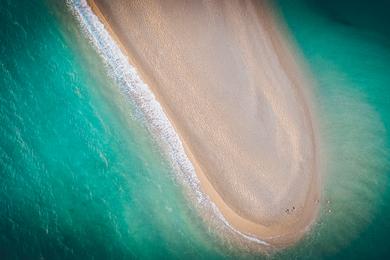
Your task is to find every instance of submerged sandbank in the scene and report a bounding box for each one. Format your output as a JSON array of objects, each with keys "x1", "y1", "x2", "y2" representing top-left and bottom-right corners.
[{"x1": 87, "y1": 0, "x2": 320, "y2": 247}]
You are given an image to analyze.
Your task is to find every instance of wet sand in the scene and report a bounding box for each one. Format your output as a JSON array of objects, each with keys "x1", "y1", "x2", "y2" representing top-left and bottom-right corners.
[{"x1": 88, "y1": 0, "x2": 320, "y2": 247}]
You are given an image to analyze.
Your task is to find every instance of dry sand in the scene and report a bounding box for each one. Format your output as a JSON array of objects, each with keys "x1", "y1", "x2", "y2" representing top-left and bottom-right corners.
[{"x1": 88, "y1": 0, "x2": 320, "y2": 247}]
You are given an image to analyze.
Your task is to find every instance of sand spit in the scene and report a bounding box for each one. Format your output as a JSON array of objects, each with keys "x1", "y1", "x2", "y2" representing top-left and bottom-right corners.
[{"x1": 81, "y1": 0, "x2": 320, "y2": 248}]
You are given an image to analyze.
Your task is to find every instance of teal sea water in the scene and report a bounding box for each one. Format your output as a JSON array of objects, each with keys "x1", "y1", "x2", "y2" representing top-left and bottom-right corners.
[
  {"x1": 274, "y1": 1, "x2": 390, "y2": 259},
  {"x1": 0, "y1": 0, "x2": 230, "y2": 258},
  {"x1": 0, "y1": 0, "x2": 389, "y2": 259}
]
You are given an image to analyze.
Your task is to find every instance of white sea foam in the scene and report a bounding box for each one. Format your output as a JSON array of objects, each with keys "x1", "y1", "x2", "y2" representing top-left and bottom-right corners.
[{"x1": 66, "y1": 0, "x2": 269, "y2": 246}]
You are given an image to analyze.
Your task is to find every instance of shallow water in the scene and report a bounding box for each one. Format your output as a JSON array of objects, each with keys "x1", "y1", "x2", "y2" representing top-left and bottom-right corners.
[
  {"x1": 0, "y1": 0, "x2": 389, "y2": 259},
  {"x1": 275, "y1": 0, "x2": 390, "y2": 259}
]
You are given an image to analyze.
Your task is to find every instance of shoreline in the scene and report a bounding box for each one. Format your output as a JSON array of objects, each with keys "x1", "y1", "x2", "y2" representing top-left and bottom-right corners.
[{"x1": 85, "y1": 0, "x2": 321, "y2": 248}]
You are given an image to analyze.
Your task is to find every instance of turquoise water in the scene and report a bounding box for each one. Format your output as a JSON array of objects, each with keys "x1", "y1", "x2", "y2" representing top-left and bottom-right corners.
[
  {"x1": 0, "y1": 0, "x2": 230, "y2": 258},
  {"x1": 0, "y1": 0, "x2": 390, "y2": 259},
  {"x1": 274, "y1": 0, "x2": 390, "y2": 259}
]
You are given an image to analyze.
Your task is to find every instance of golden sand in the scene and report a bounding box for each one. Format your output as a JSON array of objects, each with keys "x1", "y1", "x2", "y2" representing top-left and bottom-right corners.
[{"x1": 89, "y1": 0, "x2": 320, "y2": 247}]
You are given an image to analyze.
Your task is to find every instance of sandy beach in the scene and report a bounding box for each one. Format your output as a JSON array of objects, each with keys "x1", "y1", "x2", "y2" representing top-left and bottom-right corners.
[{"x1": 88, "y1": 0, "x2": 320, "y2": 247}]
